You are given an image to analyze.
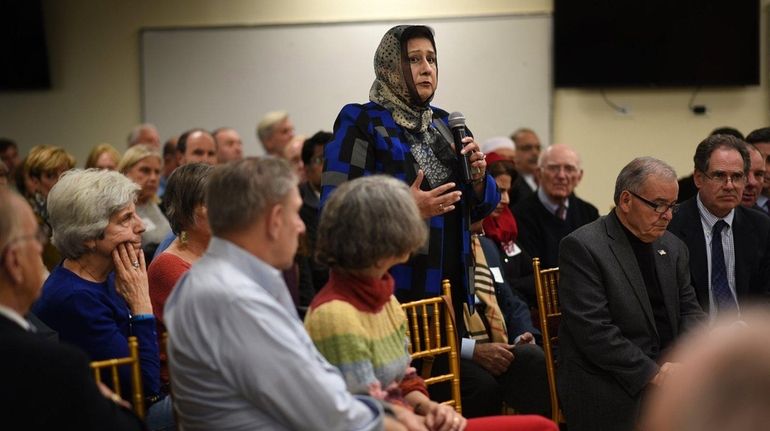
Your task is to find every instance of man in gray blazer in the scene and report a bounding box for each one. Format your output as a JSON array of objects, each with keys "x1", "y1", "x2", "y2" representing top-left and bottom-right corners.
[{"x1": 558, "y1": 157, "x2": 705, "y2": 431}]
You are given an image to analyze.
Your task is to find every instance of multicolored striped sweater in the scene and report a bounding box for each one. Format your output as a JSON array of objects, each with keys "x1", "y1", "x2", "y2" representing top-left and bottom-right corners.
[{"x1": 305, "y1": 270, "x2": 421, "y2": 398}]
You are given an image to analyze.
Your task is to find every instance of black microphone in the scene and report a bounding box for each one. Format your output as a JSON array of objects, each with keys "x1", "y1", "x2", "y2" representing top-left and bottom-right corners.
[{"x1": 448, "y1": 111, "x2": 473, "y2": 184}]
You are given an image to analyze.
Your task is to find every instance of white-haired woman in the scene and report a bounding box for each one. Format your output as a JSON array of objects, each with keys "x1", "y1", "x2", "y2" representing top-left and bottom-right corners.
[
  {"x1": 32, "y1": 169, "x2": 174, "y2": 431},
  {"x1": 118, "y1": 144, "x2": 171, "y2": 261}
]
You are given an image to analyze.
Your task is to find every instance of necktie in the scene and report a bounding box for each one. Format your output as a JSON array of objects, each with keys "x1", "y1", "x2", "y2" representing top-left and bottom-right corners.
[
  {"x1": 711, "y1": 220, "x2": 737, "y2": 312},
  {"x1": 556, "y1": 204, "x2": 567, "y2": 221}
]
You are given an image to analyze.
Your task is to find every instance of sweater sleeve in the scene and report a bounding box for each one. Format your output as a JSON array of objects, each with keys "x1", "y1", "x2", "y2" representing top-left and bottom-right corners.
[{"x1": 304, "y1": 301, "x2": 380, "y2": 395}]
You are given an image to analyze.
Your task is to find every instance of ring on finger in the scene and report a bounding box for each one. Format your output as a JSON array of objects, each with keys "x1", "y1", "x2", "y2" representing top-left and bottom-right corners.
[
  {"x1": 439, "y1": 203, "x2": 445, "y2": 211},
  {"x1": 131, "y1": 261, "x2": 140, "y2": 269}
]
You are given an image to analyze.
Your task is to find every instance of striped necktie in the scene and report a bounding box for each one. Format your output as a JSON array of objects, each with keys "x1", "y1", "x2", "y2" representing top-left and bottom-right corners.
[{"x1": 711, "y1": 220, "x2": 737, "y2": 313}]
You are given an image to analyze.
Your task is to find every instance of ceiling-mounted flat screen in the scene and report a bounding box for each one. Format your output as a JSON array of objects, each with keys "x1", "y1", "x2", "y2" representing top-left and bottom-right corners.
[{"x1": 554, "y1": 0, "x2": 759, "y2": 88}]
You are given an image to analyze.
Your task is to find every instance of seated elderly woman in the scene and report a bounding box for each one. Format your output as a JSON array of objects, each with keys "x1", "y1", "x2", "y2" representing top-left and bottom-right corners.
[
  {"x1": 85, "y1": 143, "x2": 121, "y2": 170},
  {"x1": 147, "y1": 163, "x2": 213, "y2": 386},
  {"x1": 118, "y1": 144, "x2": 171, "y2": 262},
  {"x1": 23, "y1": 144, "x2": 76, "y2": 269},
  {"x1": 32, "y1": 169, "x2": 174, "y2": 431},
  {"x1": 305, "y1": 175, "x2": 557, "y2": 431}
]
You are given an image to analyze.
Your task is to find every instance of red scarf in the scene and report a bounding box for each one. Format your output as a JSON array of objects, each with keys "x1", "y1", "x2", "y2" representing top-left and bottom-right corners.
[
  {"x1": 482, "y1": 206, "x2": 518, "y2": 248},
  {"x1": 310, "y1": 270, "x2": 395, "y2": 313}
]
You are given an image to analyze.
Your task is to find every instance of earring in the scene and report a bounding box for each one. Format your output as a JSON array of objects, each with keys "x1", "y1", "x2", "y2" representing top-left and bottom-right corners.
[{"x1": 180, "y1": 231, "x2": 189, "y2": 244}]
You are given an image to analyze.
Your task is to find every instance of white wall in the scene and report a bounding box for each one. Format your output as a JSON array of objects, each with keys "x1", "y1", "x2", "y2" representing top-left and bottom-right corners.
[{"x1": 1, "y1": 0, "x2": 767, "y2": 210}]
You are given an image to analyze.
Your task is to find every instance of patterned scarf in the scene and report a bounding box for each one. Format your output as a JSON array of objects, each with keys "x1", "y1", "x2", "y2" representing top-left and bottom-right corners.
[
  {"x1": 462, "y1": 235, "x2": 508, "y2": 344},
  {"x1": 369, "y1": 25, "x2": 452, "y2": 188}
]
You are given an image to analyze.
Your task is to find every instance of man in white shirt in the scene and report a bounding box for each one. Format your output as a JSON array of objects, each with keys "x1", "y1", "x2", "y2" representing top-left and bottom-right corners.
[{"x1": 164, "y1": 158, "x2": 390, "y2": 431}]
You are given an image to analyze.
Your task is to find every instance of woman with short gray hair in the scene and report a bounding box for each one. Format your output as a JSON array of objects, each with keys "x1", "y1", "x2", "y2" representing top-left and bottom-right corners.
[
  {"x1": 306, "y1": 175, "x2": 536, "y2": 430},
  {"x1": 33, "y1": 169, "x2": 174, "y2": 431}
]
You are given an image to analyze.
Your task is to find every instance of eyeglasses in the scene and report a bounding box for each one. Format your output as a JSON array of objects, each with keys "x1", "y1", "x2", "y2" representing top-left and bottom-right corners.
[
  {"x1": 701, "y1": 170, "x2": 746, "y2": 185},
  {"x1": 628, "y1": 190, "x2": 678, "y2": 214},
  {"x1": 543, "y1": 164, "x2": 579, "y2": 175}
]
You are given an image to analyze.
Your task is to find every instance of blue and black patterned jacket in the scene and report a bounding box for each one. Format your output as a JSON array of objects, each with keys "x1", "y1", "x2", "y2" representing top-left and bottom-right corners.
[{"x1": 321, "y1": 102, "x2": 499, "y2": 307}]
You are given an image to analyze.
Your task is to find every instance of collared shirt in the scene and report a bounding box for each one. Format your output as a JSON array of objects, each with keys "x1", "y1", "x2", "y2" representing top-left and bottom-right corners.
[
  {"x1": 0, "y1": 304, "x2": 30, "y2": 331},
  {"x1": 537, "y1": 187, "x2": 569, "y2": 216},
  {"x1": 757, "y1": 195, "x2": 770, "y2": 213},
  {"x1": 696, "y1": 194, "x2": 738, "y2": 317},
  {"x1": 522, "y1": 173, "x2": 538, "y2": 191},
  {"x1": 164, "y1": 237, "x2": 383, "y2": 431}
]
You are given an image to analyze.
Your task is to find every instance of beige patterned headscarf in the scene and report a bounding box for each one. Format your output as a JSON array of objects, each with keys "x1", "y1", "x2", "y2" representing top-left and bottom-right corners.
[{"x1": 369, "y1": 25, "x2": 437, "y2": 132}]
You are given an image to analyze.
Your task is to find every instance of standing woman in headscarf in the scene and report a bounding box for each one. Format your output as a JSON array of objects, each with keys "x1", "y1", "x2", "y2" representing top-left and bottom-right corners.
[{"x1": 321, "y1": 25, "x2": 498, "y2": 317}]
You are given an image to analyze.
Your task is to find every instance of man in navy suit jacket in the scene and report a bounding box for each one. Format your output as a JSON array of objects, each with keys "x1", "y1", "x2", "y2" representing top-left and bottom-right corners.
[
  {"x1": 668, "y1": 134, "x2": 770, "y2": 316},
  {"x1": 0, "y1": 189, "x2": 142, "y2": 431}
]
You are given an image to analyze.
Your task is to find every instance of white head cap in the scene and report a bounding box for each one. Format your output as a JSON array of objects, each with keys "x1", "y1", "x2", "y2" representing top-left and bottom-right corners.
[{"x1": 481, "y1": 136, "x2": 516, "y2": 154}]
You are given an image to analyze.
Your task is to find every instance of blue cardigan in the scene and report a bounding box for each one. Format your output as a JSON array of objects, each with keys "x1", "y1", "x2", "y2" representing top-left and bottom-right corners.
[{"x1": 32, "y1": 265, "x2": 160, "y2": 398}]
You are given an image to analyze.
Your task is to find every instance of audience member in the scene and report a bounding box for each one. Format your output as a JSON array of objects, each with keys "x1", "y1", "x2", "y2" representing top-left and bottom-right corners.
[
  {"x1": 24, "y1": 144, "x2": 76, "y2": 270},
  {"x1": 745, "y1": 126, "x2": 770, "y2": 214},
  {"x1": 678, "y1": 126, "x2": 744, "y2": 202},
  {"x1": 509, "y1": 128, "x2": 541, "y2": 206},
  {"x1": 643, "y1": 309, "x2": 770, "y2": 431},
  {"x1": 85, "y1": 143, "x2": 121, "y2": 170},
  {"x1": 127, "y1": 123, "x2": 161, "y2": 149},
  {"x1": 147, "y1": 163, "x2": 213, "y2": 387},
  {"x1": 257, "y1": 110, "x2": 295, "y2": 155},
  {"x1": 119, "y1": 145, "x2": 172, "y2": 262},
  {"x1": 305, "y1": 175, "x2": 556, "y2": 430},
  {"x1": 32, "y1": 169, "x2": 173, "y2": 430},
  {"x1": 321, "y1": 25, "x2": 497, "y2": 325},
  {"x1": 0, "y1": 188, "x2": 144, "y2": 431},
  {"x1": 480, "y1": 136, "x2": 516, "y2": 167},
  {"x1": 558, "y1": 157, "x2": 705, "y2": 431},
  {"x1": 298, "y1": 131, "x2": 332, "y2": 294},
  {"x1": 175, "y1": 128, "x2": 217, "y2": 166},
  {"x1": 482, "y1": 156, "x2": 535, "y2": 304},
  {"x1": 213, "y1": 127, "x2": 244, "y2": 164},
  {"x1": 668, "y1": 134, "x2": 770, "y2": 317},
  {"x1": 0, "y1": 137, "x2": 21, "y2": 181},
  {"x1": 164, "y1": 158, "x2": 392, "y2": 430},
  {"x1": 460, "y1": 220, "x2": 549, "y2": 418},
  {"x1": 512, "y1": 143, "x2": 599, "y2": 268},
  {"x1": 282, "y1": 134, "x2": 306, "y2": 182},
  {"x1": 740, "y1": 143, "x2": 766, "y2": 211},
  {"x1": 158, "y1": 137, "x2": 178, "y2": 198}
]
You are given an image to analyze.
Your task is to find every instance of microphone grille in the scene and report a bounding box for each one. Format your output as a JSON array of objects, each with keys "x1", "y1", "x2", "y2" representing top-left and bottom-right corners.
[{"x1": 447, "y1": 112, "x2": 466, "y2": 129}]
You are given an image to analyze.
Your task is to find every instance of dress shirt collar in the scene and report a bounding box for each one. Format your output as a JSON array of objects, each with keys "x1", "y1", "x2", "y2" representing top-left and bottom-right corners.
[
  {"x1": 537, "y1": 187, "x2": 569, "y2": 216},
  {"x1": 696, "y1": 193, "x2": 735, "y2": 230},
  {"x1": 205, "y1": 236, "x2": 294, "y2": 314},
  {"x1": 0, "y1": 304, "x2": 31, "y2": 331}
]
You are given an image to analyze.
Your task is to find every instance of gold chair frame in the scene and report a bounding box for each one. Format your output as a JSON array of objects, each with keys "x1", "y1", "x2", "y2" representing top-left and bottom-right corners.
[
  {"x1": 401, "y1": 279, "x2": 462, "y2": 414},
  {"x1": 533, "y1": 257, "x2": 564, "y2": 424},
  {"x1": 90, "y1": 335, "x2": 145, "y2": 419}
]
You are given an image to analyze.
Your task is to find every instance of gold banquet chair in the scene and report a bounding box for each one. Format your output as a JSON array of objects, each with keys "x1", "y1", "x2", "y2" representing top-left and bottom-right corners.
[
  {"x1": 90, "y1": 335, "x2": 145, "y2": 419},
  {"x1": 401, "y1": 279, "x2": 462, "y2": 414},
  {"x1": 533, "y1": 257, "x2": 564, "y2": 424}
]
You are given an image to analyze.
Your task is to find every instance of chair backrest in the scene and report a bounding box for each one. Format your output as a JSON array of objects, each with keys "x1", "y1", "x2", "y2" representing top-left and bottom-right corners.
[
  {"x1": 532, "y1": 257, "x2": 563, "y2": 423},
  {"x1": 401, "y1": 279, "x2": 462, "y2": 414},
  {"x1": 90, "y1": 335, "x2": 145, "y2": 419}
]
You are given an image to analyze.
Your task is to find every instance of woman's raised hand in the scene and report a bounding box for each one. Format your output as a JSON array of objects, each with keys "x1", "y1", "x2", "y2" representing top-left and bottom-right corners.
[
  {"x1": 112, "y1": 242, "x2": 153, "y2": 315},
  {"x1": 410, "y1": 170, "x2": 462, "y2": 219}
]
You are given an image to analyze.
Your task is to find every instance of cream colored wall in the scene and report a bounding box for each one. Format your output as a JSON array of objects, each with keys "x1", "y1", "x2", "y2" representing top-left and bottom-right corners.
[{"x1": 1, "y1": 0, "x2": 767, "y2": 210}]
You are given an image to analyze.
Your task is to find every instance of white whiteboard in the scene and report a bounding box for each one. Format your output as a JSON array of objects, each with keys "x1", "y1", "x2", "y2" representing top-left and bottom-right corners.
[{"x1": 141, "y1": 15, "x2": 552, "y2": 156}]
